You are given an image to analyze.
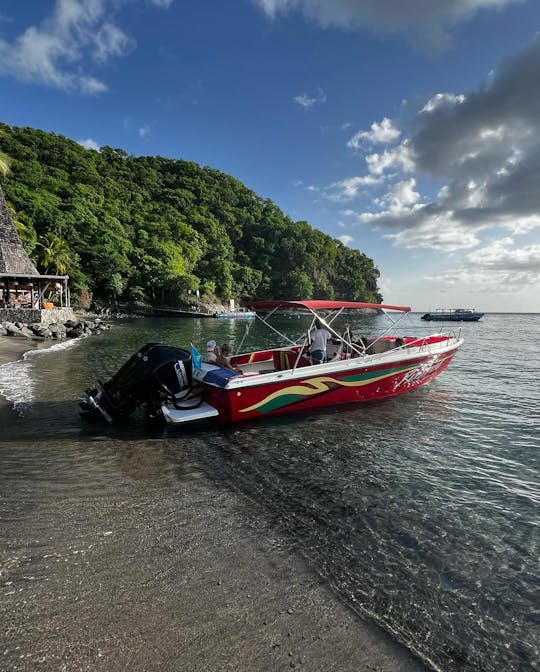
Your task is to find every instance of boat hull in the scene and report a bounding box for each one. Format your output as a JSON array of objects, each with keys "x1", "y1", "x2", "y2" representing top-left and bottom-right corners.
[
  {"x1": 202, "y1": 347, "x2": 458, "y2": 423},
  {"x1": 421, "y1": 312, "x2": 483, "y2": 322}
]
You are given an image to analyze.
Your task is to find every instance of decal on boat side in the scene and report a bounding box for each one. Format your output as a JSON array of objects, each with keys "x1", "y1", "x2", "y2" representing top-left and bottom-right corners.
[
  {"x1": 239, "y1": 363, "x2": 419, "y2": 414},
  {"x1": 394, "y1": 353, "x2": 453, "y2": 389}
]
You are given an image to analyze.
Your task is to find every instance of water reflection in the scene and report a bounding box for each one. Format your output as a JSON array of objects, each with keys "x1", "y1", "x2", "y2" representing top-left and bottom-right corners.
[{"x1": 1, "y1": 313, "x2": 539, "y2": 672}]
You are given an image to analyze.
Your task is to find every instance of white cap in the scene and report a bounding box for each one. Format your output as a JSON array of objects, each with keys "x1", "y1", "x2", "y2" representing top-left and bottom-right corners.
[{"x1": 207, "y1": 340, "x2": 217, "y2": 350}]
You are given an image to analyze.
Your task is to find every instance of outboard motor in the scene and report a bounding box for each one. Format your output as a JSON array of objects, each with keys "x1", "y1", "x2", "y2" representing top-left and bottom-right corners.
[{"x1": 79, "y1": 343, "x2": 193, "y2": 423}]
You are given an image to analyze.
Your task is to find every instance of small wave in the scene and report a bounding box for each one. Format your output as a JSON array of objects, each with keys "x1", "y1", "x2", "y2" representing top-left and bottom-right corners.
[{"x1": 0, "y1": 337, "x2": 82, "y2": 409}]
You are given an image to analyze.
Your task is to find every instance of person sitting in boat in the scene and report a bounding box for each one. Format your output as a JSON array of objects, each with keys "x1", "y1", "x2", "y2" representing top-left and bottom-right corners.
[
  {"x1": 205, "y1": 340, "x2": 218, "y2": 363},
  {"x1": 394, "y1": 337, "x2": 404, "y2": 348},
  {"x1": 216, "y1": 343, "x2": 242, "y2": 373},
  {"x1": 307, "y1": 319, "x2": 331, "y2": 364}
]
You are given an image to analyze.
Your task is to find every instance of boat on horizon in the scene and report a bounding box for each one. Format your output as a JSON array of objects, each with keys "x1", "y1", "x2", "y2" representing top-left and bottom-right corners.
[
  {"x1": 421, "y1": 308, "x2": 484, "y2": 322},
  {"x1": 80, "y1": 299, "x2": 464, "y2": 426}
]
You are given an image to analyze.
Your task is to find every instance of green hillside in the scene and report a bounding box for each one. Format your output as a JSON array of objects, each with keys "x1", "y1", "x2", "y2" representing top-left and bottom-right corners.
[{"x1": 0, "y1": 122, "x2": 381, "y2": 308}]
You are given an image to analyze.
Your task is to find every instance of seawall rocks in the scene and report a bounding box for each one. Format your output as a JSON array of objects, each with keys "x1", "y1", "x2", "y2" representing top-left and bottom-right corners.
[{"x1": 0, "y1": 318, "x2": 110, "y2": 340}]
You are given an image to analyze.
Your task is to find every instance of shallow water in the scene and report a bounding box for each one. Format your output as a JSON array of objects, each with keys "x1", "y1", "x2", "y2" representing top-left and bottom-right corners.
[{"x1": 0, "y1": 313, "x2": 538, "y2": 671}]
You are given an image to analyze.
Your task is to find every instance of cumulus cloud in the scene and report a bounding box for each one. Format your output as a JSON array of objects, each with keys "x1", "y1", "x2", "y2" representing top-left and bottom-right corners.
[
  {"x1": 365, "y1": 141, "x2": 416, "y2": 176},
  {"x1": 426, "y1": 238, "x2": 540, "y2": 290},
  {"x1": 421, "y1": 92, "x2": 466, "y2": 113},
  {"x1": 338, "y1": 234, "x2": 353, "y2": 246},
  {"x1": 139, "y1": 125, "x2": 150, "y2": 138},
  {"x1": 78, "y1": 138, "x2": 100, "y2": 150},
  {"x1": 293, "y1": 87, "x2": 327, "y2": 108},
  {"x1": 354, "y1": 34, "x2": 540, "y2": 254},
  {"x1": 347, "y1": 117, "x2": 400, "y2": 150},
  {"x1": 254, "y1": 0, "x2": 522, "y2": 51},
  {"x1": 380, "y1": 179, "x2": 420, "y2": 211},
  {"x1": 0, "y1": 0, "x2": 172, "y2": 94},
  {"x1": 325, "y1": 175, "x2": 381, "y2": 201}
]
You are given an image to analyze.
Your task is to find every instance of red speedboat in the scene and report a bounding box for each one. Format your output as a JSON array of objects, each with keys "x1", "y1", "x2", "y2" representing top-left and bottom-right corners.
[{"x1": 80, "y1": 300, "x2": 463, "y2": 425}]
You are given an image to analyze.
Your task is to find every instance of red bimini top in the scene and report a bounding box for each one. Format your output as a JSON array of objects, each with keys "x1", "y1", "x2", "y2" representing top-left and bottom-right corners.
[{"x1": 248, "y1": 300, "x2": 411, "y2": 312}]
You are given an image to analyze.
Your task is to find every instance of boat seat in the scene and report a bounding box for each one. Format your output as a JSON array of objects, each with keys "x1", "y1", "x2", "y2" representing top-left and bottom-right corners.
[
  {"x1": 273, "y1": 350, "x2": 310, "y2": 370},
  {"x1": 326, "y1": 346, "x2": 343, "y2": 362}
]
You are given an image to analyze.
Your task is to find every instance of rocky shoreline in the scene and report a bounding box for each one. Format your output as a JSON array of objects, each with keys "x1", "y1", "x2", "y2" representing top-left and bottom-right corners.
[{"x1": 0, "y1": 317, "x2": 110, "y2": 340}]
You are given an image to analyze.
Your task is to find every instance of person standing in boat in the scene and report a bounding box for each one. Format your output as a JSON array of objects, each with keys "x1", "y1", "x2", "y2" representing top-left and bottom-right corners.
[{"x1": 308, "y1": 319, "x2": 331, "y2": 364}]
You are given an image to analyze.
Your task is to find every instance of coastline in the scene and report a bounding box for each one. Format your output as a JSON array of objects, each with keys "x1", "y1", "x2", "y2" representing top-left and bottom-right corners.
[
  {"x1": 0, "y1": 336, "x2": 62, "y2": 406},
  {"x1": 0, "y1": 334, "x2": 43, "y2": 366},
  {"x1": 0, "y1": 334, "x2": 426, "y2": 672}
]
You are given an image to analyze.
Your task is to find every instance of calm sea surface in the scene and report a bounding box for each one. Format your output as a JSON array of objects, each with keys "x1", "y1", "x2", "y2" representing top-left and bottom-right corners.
[{"x1": 1, "y1": 313, "x2": 539, "y2": 671}]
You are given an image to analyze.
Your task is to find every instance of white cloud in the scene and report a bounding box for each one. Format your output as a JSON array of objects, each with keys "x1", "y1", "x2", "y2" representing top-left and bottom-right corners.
[
  {"x1": 354, "y1": 35, "x2": 540, "y2": 254},
  {"x1": 0, "y1": 0, "x2": 132, "y2": 93},
  {"x1": 293, "y1": 87, "x2": 327, "y2": 108},
  {"x1": 79, "y1": 76, "x2": 108, "y2": 94},
  {"x1": 339, "y1": 209, "x2": 356, "y2": 216},
  {"x1": 149, "y1": 0, "x2": 175, "y2": 6},
  {"x1": 325, "y1": 175, "x2": 382, "y2": 201},
  {"x1": 338, "y1": 234, "x2": 353, "y2": 246},
  {"x1": 426, "y1": 238, "x2": 540, "y2": 291},
  {"x1": 377, "y1": 178, "x2": 420, "y2": 211},
  {"x1": 347, "y1": 117, "x2": 401, "y2": 150},
  {"x1": 365, "y1": 141, "x2": 416, "y2": 176},
  {"x1": 421, "y1": 92, "x2": 466, "y2": 113},
  {"x1": 92, "y1": 22, "x2": 130, "y2": 63},
  {"x1": 358, "y1": 204, "x2": 481, "y2": 251},
  {"x1": 466, "y1": 238, "x2": 540, "y2": 274},
  {"x1": 0, "y1": 0, "x2": 173, "y2": 94},
  {"x1": 78, "y1": 138, "x2": 100, "y2": 150},
  {"x1": 254, "y1": 0, "x2": 522, "y2": 51},
  {"x1": 139, "y1": 125, "x2": 150, "y2": 138}
]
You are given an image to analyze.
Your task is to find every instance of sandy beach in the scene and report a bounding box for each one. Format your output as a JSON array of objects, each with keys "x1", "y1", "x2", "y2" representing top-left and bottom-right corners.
[
  {"x1": 0, "y1": 336, "x2": 60, "y2": 408},
  {"x1": 0, "y1": 335, "x2": 426, "y2": 672},
  {"x1": 0, "y1": 335, "x2": 43, "y2": 366}
]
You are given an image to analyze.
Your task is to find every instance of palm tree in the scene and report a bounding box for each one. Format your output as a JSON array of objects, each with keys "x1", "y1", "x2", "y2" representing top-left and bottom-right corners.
[
  {"x1": 0, "y1": 151, "x2": 9, "y2": 177},
  {"x1": 36, "y1": 232, "x2": 72, "y2": 275}
]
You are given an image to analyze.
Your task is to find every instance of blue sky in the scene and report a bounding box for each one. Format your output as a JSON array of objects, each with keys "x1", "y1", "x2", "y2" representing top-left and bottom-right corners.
[{"x1": 1, "y1": 0, "x2": 539, "y2": 311}]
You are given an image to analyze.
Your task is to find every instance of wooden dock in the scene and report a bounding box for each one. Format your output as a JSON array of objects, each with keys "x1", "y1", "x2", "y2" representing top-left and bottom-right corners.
[{"x1": 151, "y1": 306, "x2": 215, "y2": 318}]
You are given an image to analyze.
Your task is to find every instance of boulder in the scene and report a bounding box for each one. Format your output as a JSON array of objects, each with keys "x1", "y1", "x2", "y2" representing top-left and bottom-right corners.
[
  {"x1": 18, "y1": 326, "x2": 35, "y2": 339},
  {"x1": 67, "y1": 325, "x2": 85, "y2": 338},
  {"x1": 30, "y1": 323, "x2": 52, "y2": 338},
  {"x1": 49, "y1": 323, "x2": 67, "y2": 338},
  {"x1": 4, "y1": 322, "x2": 21, "y2": 336}
]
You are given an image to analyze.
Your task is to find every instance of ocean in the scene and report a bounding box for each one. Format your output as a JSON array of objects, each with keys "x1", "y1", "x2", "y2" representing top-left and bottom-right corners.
[{"x1": 0, "y1": 312, "x2": 538, "y2": 671}]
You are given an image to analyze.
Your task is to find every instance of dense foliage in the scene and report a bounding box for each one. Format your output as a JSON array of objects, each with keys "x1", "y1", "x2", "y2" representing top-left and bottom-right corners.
[{"x1": 0, "y1": 122, "x2": 382, "y2": 306}]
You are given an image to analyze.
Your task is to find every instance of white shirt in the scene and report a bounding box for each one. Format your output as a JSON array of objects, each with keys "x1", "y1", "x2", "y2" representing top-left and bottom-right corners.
[
  {"x1": 311, "y1": 328, "x2": 331, "y2": 352},
  {"x1": 205, "y1": 351, "x2": 217, "y2": 363}
]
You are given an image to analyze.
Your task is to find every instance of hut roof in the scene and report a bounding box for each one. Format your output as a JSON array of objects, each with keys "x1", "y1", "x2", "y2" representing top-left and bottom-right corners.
[{"x1": 0, "y1": 187, "x2": 39, "y2": 275}]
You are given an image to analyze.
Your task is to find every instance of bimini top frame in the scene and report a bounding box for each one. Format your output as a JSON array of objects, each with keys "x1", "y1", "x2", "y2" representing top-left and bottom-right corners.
[{"x1": 242, "y1": 299, "x2": 413, "y2": 372}]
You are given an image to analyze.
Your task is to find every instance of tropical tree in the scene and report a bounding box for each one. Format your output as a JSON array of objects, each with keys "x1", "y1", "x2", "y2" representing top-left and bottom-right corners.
[
  {"x1": 0, "y1": 151, "x2": 9, "y2": 177},
  {"x1": 36, "y1": 232, "x2": 73, "y2": 275}
]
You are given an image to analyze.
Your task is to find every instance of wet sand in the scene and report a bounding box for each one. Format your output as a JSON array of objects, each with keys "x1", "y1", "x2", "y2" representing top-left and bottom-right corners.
[
  {"x1": 0, "y1": 337, "x2": 427, "y2": 672},
  {"x1": 0, "y1": 335, "x2": 44, "y2": 366},
  {"x1": 0, "y1": 337, "x2": 47, "y2": 408}
]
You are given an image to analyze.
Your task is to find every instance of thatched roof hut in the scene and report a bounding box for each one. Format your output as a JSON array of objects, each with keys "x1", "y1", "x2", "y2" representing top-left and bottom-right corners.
[{"x1": 0, "y1": 187, "x2": 71, "y2": 320}]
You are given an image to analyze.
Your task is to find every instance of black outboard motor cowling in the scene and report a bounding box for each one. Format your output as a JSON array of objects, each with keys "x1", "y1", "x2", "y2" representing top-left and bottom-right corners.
[{"x1": 80, "y1": 343, "x2": 193, "y2": 423}]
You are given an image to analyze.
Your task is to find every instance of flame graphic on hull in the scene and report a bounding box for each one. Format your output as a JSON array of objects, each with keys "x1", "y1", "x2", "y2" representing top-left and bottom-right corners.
[{"x1": 239, "y1": 362, "x2": 419, "y2": 414}]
